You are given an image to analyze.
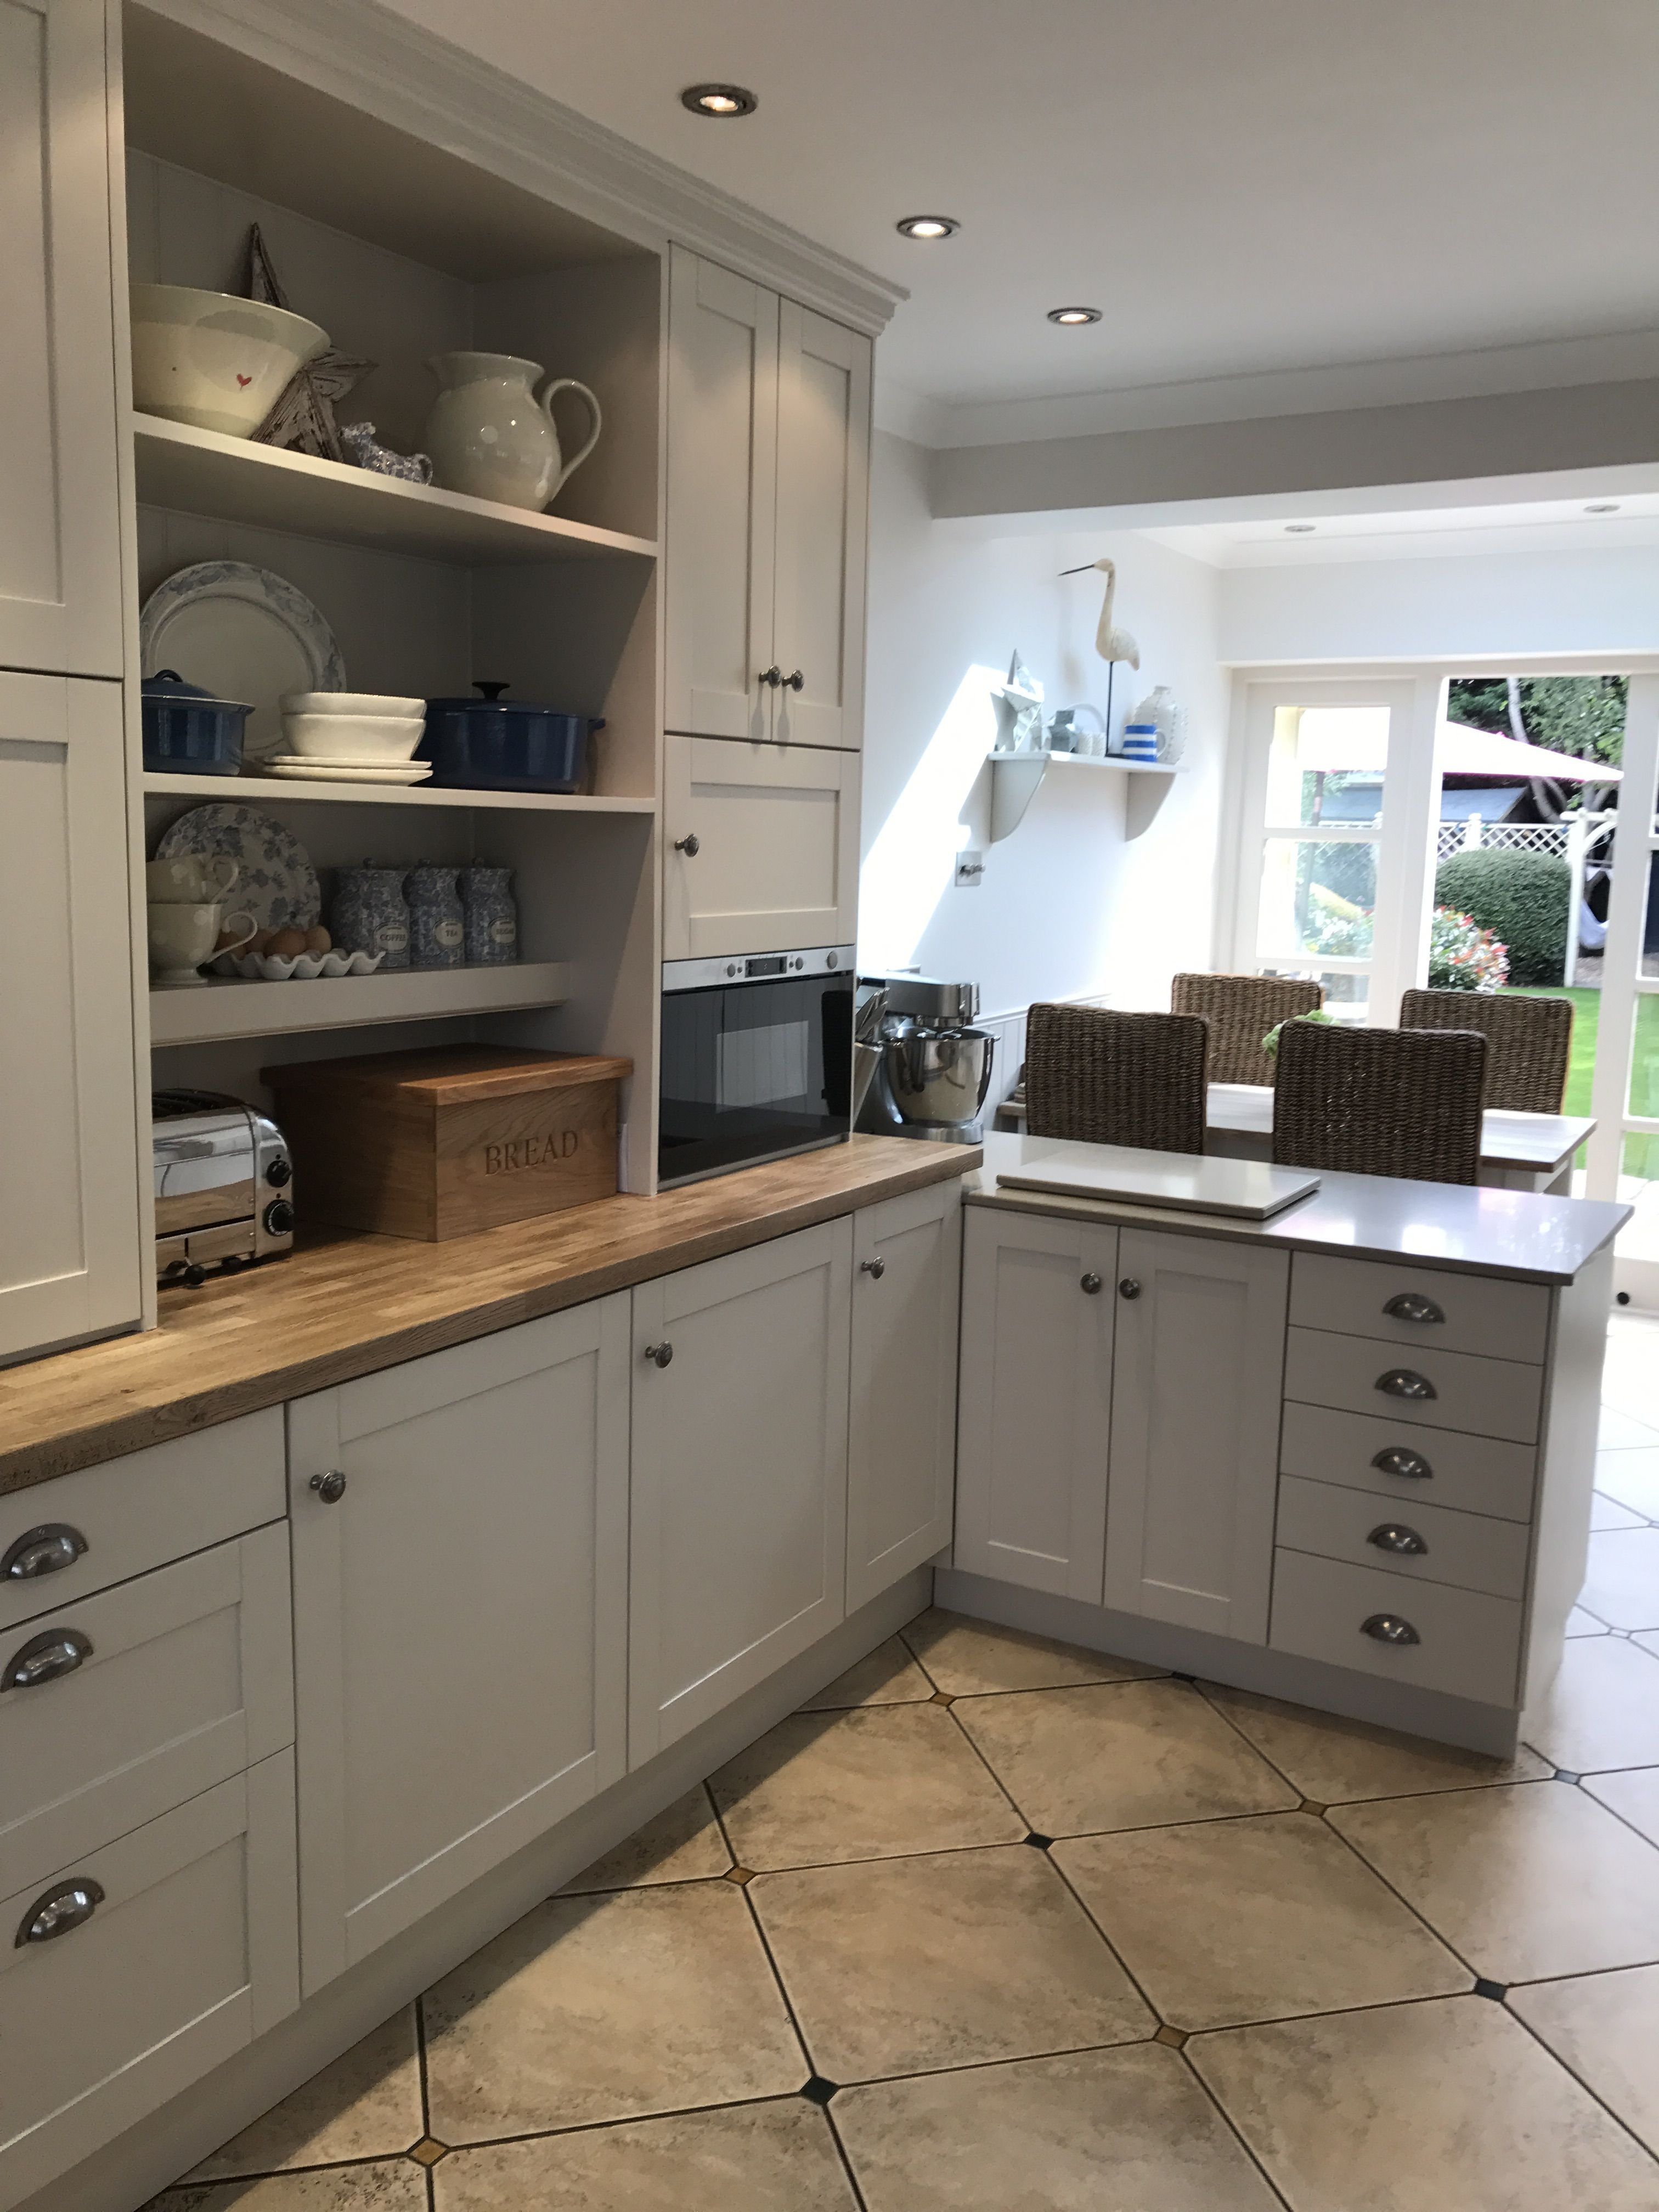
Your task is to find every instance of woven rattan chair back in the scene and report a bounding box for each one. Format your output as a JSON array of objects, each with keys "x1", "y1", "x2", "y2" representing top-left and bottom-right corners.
[
  {"x1": 1272, "y1": 1020, "x2": 1487, "y2": 1184},
  {"x1": 1398, "y1": 987, "x2": 1572, "y2": 1114},
  {"x1": 1023, "y1": 1004, "x2": 1209, "y2": 1154},
  {"x1": 1171, "y1": 972, "x2": 1324, "y2": 1086}
]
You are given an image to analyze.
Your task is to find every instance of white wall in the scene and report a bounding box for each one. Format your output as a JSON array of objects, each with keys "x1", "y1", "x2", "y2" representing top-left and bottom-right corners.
[{"x1": 859, "y1": 431, "x2": 1228, "y2": 1047}]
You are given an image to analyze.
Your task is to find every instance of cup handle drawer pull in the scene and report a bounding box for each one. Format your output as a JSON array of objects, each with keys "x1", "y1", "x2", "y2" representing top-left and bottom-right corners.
[
  {"x1": 1361, "y1": 1613, "x2": 1421, "y2": 1647},
  {"x1": 2, "y1": 1524, "x2": 88, "y2": 1582},
  {"x1": 1372, "y1": 1447, "x2": 1434, "y2": 1481},
  {"x1": 1383, "y1": 1292, "x2": 1445, "y2": 1325},
  {"x1": 1, "y1": 1628, "x2": 92, "y2": 1692},
  {"x1": 15, "y1": 1878, "x2": 104, "y2": 1948},
  {"x1": 1368, "y1": 1523, "x2": 1429, "y2": 1556},
  {"x1": 1376, "y1": 1368, "x2": 1436, "y2": 1401}
]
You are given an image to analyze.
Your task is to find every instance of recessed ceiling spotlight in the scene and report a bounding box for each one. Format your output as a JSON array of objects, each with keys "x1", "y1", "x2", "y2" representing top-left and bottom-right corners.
[
  {"x1": 680, "y1": 83, "x2": 758, "y2": 117},
  {"x1": 896, "y1": 215, "x2": 959, "y2": 240},
  {"x1": 1585, "y1": 501, "x2": 1622, "y2": 514},
  {"x1": 1047, "y1": 306, "x2": 1102, "y2": 325},
  {"x1": 1285, "y1": 523, "x2": 1316, "y2": 534}
]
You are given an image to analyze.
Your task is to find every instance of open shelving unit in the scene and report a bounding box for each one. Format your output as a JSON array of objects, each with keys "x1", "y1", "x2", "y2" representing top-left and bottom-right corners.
[
  {"x1": 149, "y1": 961, "x2": 573, "y2": 1047},
  {"x1": 141, "y1": 771, "x2": 656, "y2": 815},
  {"x1": 988, "y1": 747, "x2": 1183, "y2": 840}
]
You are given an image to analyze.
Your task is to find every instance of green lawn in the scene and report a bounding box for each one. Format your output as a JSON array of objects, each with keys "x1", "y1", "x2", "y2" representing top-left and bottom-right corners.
[{"x1": 1509, "y1": 985, "x2": 1659, "y2": 1177}]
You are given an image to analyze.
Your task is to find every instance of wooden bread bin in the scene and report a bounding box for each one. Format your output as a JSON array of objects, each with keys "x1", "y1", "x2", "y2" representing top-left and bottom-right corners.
[{"x1": 262, "y1": 1046, "x2": 631, "y2": 1241}]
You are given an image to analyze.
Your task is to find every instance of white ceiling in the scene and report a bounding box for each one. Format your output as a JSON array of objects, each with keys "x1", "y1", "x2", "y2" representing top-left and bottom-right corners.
[
  {"x1": 391, "y1": 0, "x2": 1659, "y2": 416},
  {"x1": 1148, "y1": 492, "x2": 1659, "y2": 566}
]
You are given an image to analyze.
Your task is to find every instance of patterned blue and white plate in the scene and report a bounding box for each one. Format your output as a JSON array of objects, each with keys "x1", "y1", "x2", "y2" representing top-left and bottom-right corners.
[
  {"x1": 139, "y1": 561, "x2": 346, "y2": 765},
  {"x1": 154, "y1": 803, "x2": 321, "y2": 930}
]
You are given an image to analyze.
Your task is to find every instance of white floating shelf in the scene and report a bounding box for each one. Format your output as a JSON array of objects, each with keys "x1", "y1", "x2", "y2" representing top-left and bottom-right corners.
[
  {"x1": 149, "y1": 961, "x2": 572, "y2": 1047},
  {"x1": 986, "y1": 749, "x2": 1182, "y2": 840},
  {"x1": 132, "y1": 415, "x2": 658, "y2": 567},
  {"x1": 141, "y1": 772, "x2": 654, "y2": 816}
]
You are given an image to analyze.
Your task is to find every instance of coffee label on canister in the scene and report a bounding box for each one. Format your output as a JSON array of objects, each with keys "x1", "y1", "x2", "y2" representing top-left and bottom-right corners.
[{"x1": 376, "y1": 924, "x2": 409, "y2": 953}]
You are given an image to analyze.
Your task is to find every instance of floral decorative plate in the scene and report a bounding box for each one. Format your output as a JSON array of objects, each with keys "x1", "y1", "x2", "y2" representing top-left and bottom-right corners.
[
  {"x1": 139, "y1": 562, "x2": 346, "y2": 765},
  {"x1": 155, "y1": 803, "x2": 321, "y2": 930}
]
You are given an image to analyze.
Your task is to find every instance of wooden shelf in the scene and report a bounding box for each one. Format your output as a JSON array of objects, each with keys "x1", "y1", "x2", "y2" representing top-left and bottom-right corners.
[
  {"x1": 988, "y1": 749, "x2": 1182, "y2": 839},
  {"x1": 149, "y1": 961, "x2": 572, "y2": 1047},
  {"x1": 132, "y1": 415, "x2": 659, "y2": 567},
  {"x1": 141, "y1": 772, "x2": 654, "y2": 816}
]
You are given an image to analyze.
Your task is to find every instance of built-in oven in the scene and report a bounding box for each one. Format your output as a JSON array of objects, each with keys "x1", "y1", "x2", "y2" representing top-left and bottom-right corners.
[{"x1": 658, "y1": 945, "x2": 856, "y2": 1188}]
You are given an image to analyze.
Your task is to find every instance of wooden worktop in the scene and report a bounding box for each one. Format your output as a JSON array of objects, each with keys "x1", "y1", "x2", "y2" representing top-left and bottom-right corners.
[{"x1": 0, "y1": 1137, "x2": 979, "y2": 1496}]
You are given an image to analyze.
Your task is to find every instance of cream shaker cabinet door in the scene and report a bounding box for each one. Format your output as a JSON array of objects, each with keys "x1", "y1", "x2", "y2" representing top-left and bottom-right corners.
[
  {"x1": 288, "y1": 1299, "x2": 629, "y2": 1995},
  {"x1": 630, "y1": 1220, "x2": 851, "y2": 1760},
  {"x1": 664, "y1": 246, "x2": 779, "y2": 741},
  {"x1": 954, "y1": 1207, "x2": 1118, "y2": 1601},
  {"x1": 772, "y1": 302, "x2": 870, "y2": 752},
  {"x1": 0, "y1": 672, "x2": 141, "y2": 1361},
  {"x1": 1104, "y1": 1229, "x2": 1289, "y2": 1644},
  {"x1": 847, "y1": 1178, "x2": 962, "y2": 1611},
  {"x1": 663, "y1": 733, "x2": 859, "y2": 958},
  {"x1": 0, "y1": 0, "x2": 124, "y2": 676}
]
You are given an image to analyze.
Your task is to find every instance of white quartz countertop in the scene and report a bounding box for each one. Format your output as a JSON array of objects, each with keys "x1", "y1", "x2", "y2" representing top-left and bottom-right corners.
[{"x1": 967, "y1": 1133, "x2": 1631, "y2": 1285}]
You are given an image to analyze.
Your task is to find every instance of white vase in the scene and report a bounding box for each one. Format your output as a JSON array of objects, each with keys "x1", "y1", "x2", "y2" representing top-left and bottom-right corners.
[
  {"x1": 1131, "y1": 683, "x2": 1187, "y2": 764},
  {"x1": 422, "y1": 352, "x2": 602, "y2": 512}
]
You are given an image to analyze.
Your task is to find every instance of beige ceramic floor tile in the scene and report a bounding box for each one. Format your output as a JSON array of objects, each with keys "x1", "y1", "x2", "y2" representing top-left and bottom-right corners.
[
  {"x1": 1583, "y1": 1764, "x2": 1659, "y2": 1845},
  {"x1": 182, "y1": 2011, "x2": 422, "y2": 2181},
  {"x1": 709, "y1": 1706, "x2": 1024, "y2": 1870},
  {"x1": 1566, "y1": 1604, "x2": 1612, "y2": 1635},
  {"x1": 156, "y1": 2171, "x2": 427, "y2": 2212},
  {"x1": 1191, "y1": 1994, "x2": 1659, "y2": 2211},
  {"x1": 750, "y1": 1844, "x2": 1153, "y2": 2081},
  {"x1": 1508, "y1": 1965, "x2": 1659, "y2": 2155},
  {"x1": 836, "y1": 2042, "x2": 1280, "y2": 2211},
  {"x1": 1201, "y1": 1680, "x2": 1550, "y2": 1802},
  {"x1": 1593, "y1": 1492, "x2": 1649, "y2": 1530},
  {"x1": 901, "y1": 1606, "x2": 1159, "y2": 1695},
  {"x1": 953, "y1": 1679, "x2": 1297, "y2": 1837},
  {"x1": 1522, "y1": 1634, "x2": 1659, "y2": 1770},
  {"x1": 1578, "y1": 1527, "x2": 1659, "y2": 1629},
  {"x1": 1600, "y1": 1406, "x2": 1659, "y2": 1452},
  {"x1": 558, "y1": 1786, "x2": 731, "y2": 1894},
  {"x1": 1638, "y1": 1629, "x2": 1659, "y2": 1660},
  {"x1": 1054, "y1": 1812, "x2": 1469, "y2": 2031},
  {"x1": 1330, "y1": 1780, "x2": 1659, "y2": 1982},
  {"x1": 1596, "y1": 1446, "x2": 1659, "y2": 1521},
  {"x1": 433, "y1": 2099, "x2": 856, "y2": 2211},
  {"x1": 798, "y1": 1635, "x2": 935, "y2": 1710},
  {"x1": 421, "y1": 1882, "x2": 804, "y2": 2139}
]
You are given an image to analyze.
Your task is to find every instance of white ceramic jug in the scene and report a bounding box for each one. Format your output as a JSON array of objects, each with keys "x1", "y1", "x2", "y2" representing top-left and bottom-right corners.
[{"x1": 422, "y1": 352, "x2": 602, "y2": 512}]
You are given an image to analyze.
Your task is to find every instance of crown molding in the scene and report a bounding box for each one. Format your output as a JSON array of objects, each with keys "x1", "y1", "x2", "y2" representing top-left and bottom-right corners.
[{"x1": 140, "y1": 0, "x2": 906, "y2": 335}]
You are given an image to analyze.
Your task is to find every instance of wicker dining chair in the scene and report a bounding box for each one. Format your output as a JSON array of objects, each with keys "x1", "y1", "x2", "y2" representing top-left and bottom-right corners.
[
  {"x1": 1024, "y1": 1004, "x2": 1209, "y2": 1153},
  {"x1": 1272, "y1": 1019, "x2": 1487, "y2": 1184},
  {"x1": 1171, "y1": 972, "x2": 1325, "y2": 1086},
  {"x1": 1398, "y1": 987, "x2": 1572, "y2": 1114}
]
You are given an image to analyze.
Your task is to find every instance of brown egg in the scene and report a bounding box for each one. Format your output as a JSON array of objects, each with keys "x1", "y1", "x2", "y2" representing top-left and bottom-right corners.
[
  {"x1": 268, "y1": 926, "x2": 308, "y2": 960},
  {"x1": 250, "y1": 927, "x2": 278, "y2": 956},
  {"x1": 304, "y1": 925, "x2": 331, "y2": 956}
]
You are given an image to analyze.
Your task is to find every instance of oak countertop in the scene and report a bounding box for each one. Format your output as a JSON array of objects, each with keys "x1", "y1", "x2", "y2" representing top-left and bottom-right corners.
[{"x1": 0, "y1": 1137, "x2": 979, "y2": 1496}]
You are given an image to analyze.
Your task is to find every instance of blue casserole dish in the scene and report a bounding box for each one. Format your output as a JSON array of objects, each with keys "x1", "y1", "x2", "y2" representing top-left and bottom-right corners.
[
  {"x1": 141, "y1": 670, "x2": 251, "y2": 776},
  {"x1": 420, "y1": 682, "x2": 603, "y2": 793}
]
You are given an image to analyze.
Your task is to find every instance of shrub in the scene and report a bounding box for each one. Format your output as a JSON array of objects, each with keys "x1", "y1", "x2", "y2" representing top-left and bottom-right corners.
[
  {"x1": 1433, "y1": 850, "x2": 1569, "y2": 986},
  {"x1": 1427, "y1": 907, "x2": 1509, "y2": 991}
]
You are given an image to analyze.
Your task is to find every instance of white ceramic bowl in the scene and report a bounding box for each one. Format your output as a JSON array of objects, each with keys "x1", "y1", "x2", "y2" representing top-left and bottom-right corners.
[
  {"x1": 280, "y1": 692, "x2": 426, "y2": 718},
  {"x1": 131, "y1": 285, "x2": 328, "y2": 439},
  {"x1": 280, "y1": 712, "x2": 426, "y2": 761}
]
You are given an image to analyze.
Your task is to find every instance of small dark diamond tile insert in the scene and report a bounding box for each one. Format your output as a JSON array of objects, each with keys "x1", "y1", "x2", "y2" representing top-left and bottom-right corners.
[
  {"x1": 1154, "y1": 2024, "x2": 1189, "y2": 2049},
  {"x1": 1299, "y1": 1799, "x2": 1328, "y2": 1815},
  {"x1": 1555, "y1": 1770, "x2": 1582, "y2": 1785},
  {"x1": 802, "y1": 2075, "x2": 839, "y2": 2105},
  {"x1": 1474, "y1": 1979, "x2": 1509, "y2": 2001},
  {"x1": 1024, "y1": 1831, "x2": 1053, "y2": 1849},
  {"x1": 929, "y1": 1690, "x2": 955, "y2": 1706},
  {"x1": 409, "y1": 2138, "x2": 448, "y2": 2166},
  {"x1": 724, "y1": 1866, "x2": 755, "y2": 1886}
]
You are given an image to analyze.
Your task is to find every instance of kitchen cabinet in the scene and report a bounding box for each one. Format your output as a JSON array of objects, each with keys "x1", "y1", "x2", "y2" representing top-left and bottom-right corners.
[
  {"x1": 0, "y1": 0, "x2": 125, "y2": 678},
  {"x1": 954, "y1": 1208, "x2": 1118, "y2": 1601},
  {"x1": 0, "y1": 670, "x2": 142, "y2": 1362},
  {"x1": 663, "y1": 731, "x2": 860, "y2": 958},
  {"x1": 846, "y1": 1178, "x2": 961, "y2": 1611},
  {"x1": 287, "y1": 1299, "x2": 629, "y2": 1994},
  {"x1": 629, "y1": 1221, "x2": 851, "y2": 1759},
  {"x1": 1103, "y1": 1229, "x2": 1289, "y2": 1643},
  {"x1": 665, "y1": 247, "x2": 871, "y2": 751}
]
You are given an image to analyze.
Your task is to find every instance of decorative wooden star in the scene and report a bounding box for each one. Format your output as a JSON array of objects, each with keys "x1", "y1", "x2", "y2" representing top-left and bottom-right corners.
[{"x1": 246, "y1": 224, "x2": 374, "y2": 464}]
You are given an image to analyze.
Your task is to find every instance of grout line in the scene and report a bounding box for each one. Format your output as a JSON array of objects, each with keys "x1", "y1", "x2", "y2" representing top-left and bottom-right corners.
[
  {"x1": 415, "y1": 1993, "x2": 433, "y2": 2140},
  {"x1": 822, "y1": 2107, "x2": 873, "y2": 2211},
  {"x1": 403, "y1": 2087, "x2": 828, "y2": 2158},
  {"x1": 1501, "y1": 1991, "x2": 1659, "y2": 2169},
  {"x1": 1175, "y1": 2045, "x2": 1296, "y2": 2212},
  {"x1": 735, "y1": 1878, "x2": 819, "y2": 2085}
]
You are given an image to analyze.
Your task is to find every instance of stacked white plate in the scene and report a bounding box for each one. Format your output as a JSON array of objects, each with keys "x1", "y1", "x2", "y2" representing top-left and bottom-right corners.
[{"x1": 267, "y1": 691, "x2": 432, "y2": 783}]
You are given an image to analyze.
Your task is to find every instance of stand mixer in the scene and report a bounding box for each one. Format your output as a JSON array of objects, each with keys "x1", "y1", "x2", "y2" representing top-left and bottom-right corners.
[{"x1": 855, "y1": 974, "x2": 995, "y2": 1143}]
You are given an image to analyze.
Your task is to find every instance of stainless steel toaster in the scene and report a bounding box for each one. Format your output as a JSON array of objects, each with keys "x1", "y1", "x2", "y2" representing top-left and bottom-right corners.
[{"x1": 152, "y1": 1090, "x2": 294, "y2": 1284}]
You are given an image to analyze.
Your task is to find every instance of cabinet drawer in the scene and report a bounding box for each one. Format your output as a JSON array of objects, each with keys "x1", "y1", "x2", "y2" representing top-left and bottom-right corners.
[
  {"x1": 1270, "y1": 1548, "x2": 1522, "y2": 1707},
  {"x1": 1280, "y1": 1402, "x2": 1537, "y2": 1524},
  {"x1": 1290, "y1": 1254, "x2": 1550, "y2": 1365},
  {"x1": 0, "y1": 1754, "x2": 298, "y2": 2210},
  {"x1": 0, "y1": 1525, "x2": 293, "y2": 1900},
  {"x1": 1276, "y1": 1475, "x2": 1531, "y2": 1602},
  {"x1": 1284, "y1": 1327, "x2": 1542, "y2": 1444},
  {"x1": 0, "y1": 1410, "x2": 285, "y2": 1635}
]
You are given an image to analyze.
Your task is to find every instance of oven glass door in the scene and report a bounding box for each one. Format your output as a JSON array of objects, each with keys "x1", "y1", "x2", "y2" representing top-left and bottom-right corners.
[{"x1": 659, "y1": 970, "x2": 854, "y2": 1186}]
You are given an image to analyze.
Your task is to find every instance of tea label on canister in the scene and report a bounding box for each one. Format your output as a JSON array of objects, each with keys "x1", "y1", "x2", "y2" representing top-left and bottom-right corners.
[{"x1": 435, "y1": 919, "x2": 464, "y2": 949}]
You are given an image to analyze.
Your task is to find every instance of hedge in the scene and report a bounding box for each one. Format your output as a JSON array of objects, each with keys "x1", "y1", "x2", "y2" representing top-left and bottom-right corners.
[{"x1": 1432, "y1": 849, "x2": 1570, "y2": 986}]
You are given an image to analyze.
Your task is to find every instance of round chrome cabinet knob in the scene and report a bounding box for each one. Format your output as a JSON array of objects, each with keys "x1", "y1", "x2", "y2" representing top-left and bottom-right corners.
[
  {"x1": 1080, "y1": 1272, "x2": 1102, "y2": 1295},
  {"x1": 309, "y1": 1470, "x2": 347, "y2": 1504}
]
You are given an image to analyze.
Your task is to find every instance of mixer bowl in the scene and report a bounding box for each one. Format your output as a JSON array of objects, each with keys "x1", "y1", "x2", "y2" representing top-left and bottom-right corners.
[{"x1": 881, "y1": 1027, "x2": 995, "y2": 1127}]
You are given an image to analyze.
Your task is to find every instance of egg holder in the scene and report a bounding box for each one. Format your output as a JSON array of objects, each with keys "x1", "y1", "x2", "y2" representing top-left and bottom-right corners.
[{"x1": 212, "y1": 949, "x2": 386, "y2": 981}]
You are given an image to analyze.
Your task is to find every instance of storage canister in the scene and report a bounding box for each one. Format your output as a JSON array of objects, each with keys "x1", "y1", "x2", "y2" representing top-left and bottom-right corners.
[
  {"x1": 407, "y1": 864, "x2": 465, "y2": 969},
  {"x1": 461, "y1": 864, "x2": 518, "y2": 964},
  {"x1": 329, "y1": 865, "x2": 411, "y2": 970}
]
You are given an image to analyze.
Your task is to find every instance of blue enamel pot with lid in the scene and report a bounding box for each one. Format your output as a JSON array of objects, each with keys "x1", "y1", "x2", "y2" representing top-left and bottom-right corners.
[
  {"x1": 419, "y1": 682, "x2": 603, "y2": 793},
  {"x1": 140, "y1": 670, "x2": 252, "y2": 775}
]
